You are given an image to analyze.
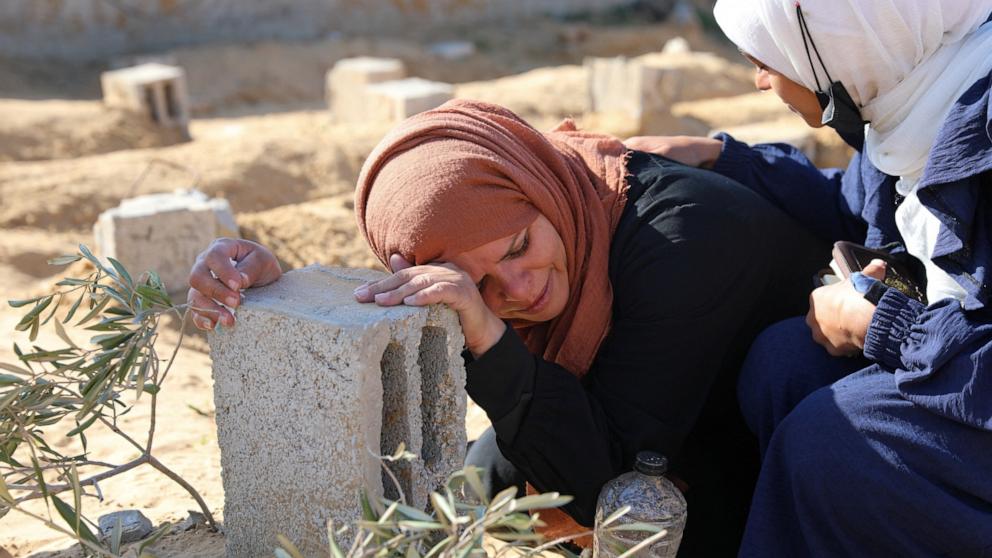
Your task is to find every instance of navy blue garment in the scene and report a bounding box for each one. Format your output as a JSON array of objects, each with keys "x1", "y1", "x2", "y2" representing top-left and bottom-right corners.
[{"x1": 709, "y1": 65, "x2": 992, "y2": 556}]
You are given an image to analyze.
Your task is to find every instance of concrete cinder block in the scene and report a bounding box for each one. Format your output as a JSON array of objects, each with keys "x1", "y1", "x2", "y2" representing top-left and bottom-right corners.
[
  {"x1": 209, "y1": 265, "x2": 467, "y2": 558},
  {"x1": 93, "y1": 190, "x2": 237, "y2": 294},
  {"x1": 365, "y1": 78, "x2": 454, "y2": 123},
  {"x1": 586, "y1": 51, "x2": 753, "y2": 135},
  {"x1": 428, "y1": 40, "x2": 476, "y2": 60},
  {"x1": 326, "y1": 57, "x2": 406, "y2": 123},
  {"x1": 100, "y1": 63, "x2": 190, "y2": 131}
]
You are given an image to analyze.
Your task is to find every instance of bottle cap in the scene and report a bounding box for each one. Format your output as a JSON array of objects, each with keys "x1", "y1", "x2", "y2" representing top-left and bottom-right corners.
[{"x1": 634, "y1": 451, "x2": 668, "y2": 475}]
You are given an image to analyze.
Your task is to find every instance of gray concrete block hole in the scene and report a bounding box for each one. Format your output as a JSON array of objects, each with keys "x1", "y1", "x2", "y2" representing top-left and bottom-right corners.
[{"x1": 378, "y1": 325, "x2": 450, "y2": 505}]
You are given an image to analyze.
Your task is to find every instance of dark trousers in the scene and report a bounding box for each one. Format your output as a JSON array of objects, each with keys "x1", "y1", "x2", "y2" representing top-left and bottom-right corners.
[{"x1": 738, "y1": 317, "x2": 992, "y2": 557}]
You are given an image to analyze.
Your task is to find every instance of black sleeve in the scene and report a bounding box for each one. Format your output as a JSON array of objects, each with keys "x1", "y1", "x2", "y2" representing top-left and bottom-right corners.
[{"x1": 464, "y1": 153, "x2": 829, "y2": 526}]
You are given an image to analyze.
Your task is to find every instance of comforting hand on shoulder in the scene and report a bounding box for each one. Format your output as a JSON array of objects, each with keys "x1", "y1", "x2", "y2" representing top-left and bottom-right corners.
[
  {"x1": 354, "y1": 254, "x2": 506, "y2": 357},
  {"x1": 806, "y1": 260, "x2": 887, "y2": 356},
  {"x1": 623, "y1": 136, "x2": 724, "y2": 168}
]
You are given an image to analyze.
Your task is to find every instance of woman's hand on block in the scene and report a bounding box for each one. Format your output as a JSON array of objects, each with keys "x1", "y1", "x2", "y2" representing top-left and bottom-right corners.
[
  {"x1": 187, "y1": 238, "x2": 283, "y2": 330},
  {"x1": 354, "y1": 254, "x2": 506, "y2": 357}
]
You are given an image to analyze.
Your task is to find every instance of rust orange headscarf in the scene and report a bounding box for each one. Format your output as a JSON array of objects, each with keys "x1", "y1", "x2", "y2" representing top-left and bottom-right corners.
[{"x1": 355, "y1": 99, "x2": 629, "y2": 376}]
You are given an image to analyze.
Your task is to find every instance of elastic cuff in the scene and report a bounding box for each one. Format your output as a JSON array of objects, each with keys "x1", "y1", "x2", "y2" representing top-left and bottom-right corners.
[
  {"x1": 709, "y1": 133, "x2": 752, "y2": 178},
  {"x1": 863, "y1": 288, "x2": 925, "y2": 368},
  {"x1": 464, "y1": 325, "x2": 536, "y2": 424}
]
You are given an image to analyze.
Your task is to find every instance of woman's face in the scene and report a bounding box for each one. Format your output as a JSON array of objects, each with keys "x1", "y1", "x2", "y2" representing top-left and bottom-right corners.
[
  {"x1": 447, "y1": 214, "x2": 569, "y2": 323},
  {"x1": 744, "y1": 53, "x2": 824, "y2": 128}
]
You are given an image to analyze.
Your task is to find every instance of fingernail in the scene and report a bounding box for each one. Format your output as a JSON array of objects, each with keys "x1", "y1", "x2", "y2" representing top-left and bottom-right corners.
[
  {"x1": 227, "y1": 279, "x2": 240, "y2": 291},
  {"x1": 354, "y1": 287, "x2": 368, "y2": 298},
  {"x1": 226, "y1": 295, "x2": 239, "y2": 307}
]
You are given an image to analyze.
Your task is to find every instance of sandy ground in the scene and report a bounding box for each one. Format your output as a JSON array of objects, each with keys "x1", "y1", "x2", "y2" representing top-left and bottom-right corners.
[{"x1": 0, "y1": 13, "x2": 850, "y2": 557}]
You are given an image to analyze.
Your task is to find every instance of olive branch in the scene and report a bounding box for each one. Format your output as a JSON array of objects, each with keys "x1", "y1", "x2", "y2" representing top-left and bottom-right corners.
[{"x1": 0, "y1": 245, "x2": 215, "y2": 557}]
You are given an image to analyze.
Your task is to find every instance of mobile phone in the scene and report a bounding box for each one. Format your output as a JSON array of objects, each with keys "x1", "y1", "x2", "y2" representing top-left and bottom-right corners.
[
  {"x1": 813, "y1": 268, "x2": 841, "y2": 288},
  {"x1": 831, "y1": 241, "x2": 926, "y2": 303}
]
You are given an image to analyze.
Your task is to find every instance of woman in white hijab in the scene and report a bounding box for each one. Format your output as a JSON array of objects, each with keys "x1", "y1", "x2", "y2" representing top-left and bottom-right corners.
[{"x1": 629, "y1": 0, "x2": 992, "y2": 554}]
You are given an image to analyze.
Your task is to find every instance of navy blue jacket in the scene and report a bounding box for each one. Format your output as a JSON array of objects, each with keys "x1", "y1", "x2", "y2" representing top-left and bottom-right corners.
[{"x1": 711, "y1": 69, "x2": 992, "y2": 432}]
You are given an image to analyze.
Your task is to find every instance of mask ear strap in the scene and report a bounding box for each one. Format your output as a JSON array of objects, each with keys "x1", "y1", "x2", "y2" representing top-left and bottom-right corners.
[{"x1": 796, "y1": 2, "x2": 832, "y2": 91}]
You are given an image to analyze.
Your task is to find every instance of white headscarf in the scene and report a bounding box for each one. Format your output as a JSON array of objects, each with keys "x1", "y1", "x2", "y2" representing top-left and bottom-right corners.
[
  {"x1": 713, "y1": 0, "x2": 992, "y2": 177},
  {"x1": 714, "y1": 0, "x2": 992, "y2": 304}
]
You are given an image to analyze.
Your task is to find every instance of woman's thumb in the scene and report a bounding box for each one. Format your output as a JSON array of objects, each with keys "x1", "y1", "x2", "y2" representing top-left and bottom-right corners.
[{"x1": 863, "y1": 258, "x2": 887, "y2": 280}]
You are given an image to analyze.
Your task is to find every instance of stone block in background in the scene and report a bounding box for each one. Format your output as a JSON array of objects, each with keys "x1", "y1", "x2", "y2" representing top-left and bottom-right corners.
[
  {"x1": 100, "y1": 63, "x2": 190, "y2": 133},
  {"x1": 209, "y1": 265, "x2": 467, "y2": 558},
  {"x1": 93, "y1": 190, "x2": 237, "y2": 294},
  {"x1": 365, "y1": 78, "x2": 455, "y2": 124},
  {"x1": 586, "y1": 48, "x2": 753, "y2": 135},
  {"x1": 326, "y1": 57, "x2": 406, "y2": 123},
  {"x1": 428, "y1": 40, "x2": 476, "y2": 61}
]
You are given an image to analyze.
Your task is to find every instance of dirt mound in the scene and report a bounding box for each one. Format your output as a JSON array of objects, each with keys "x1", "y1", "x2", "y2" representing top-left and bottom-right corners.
[
  {"x1": 0, "y1": 111, "x2": 388, "y2": 232},
  {"x1": 0, "y1": 100, "x2": 188, "y2": 162},
  {"x1": 162, "y1": 19, "x2": 718, "y2": 116},
  {"x1": 237, "y1": 194, "x2": 382, "y2": 273},
  {"x1": 455, "y1": 65, "x2": 588, "y2": 126}
]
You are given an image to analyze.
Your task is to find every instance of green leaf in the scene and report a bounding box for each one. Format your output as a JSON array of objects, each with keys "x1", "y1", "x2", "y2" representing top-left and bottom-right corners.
[
  {"x1": 488, "y1": 486, "x2": 518, "y2": 513},
  {"x1": 69, "y1": 464, "x2": 82, "y2": 534},
  {"x1": 609, "y1": 522, "x2": 664, "y2": 533},
  {"x1": 8, "y1": 296, "x2": 43, "y2": 308},
  {"x1": 55, "y1": 278, "x2": 91, "y2": 287},
  {"x1": 77, "y1": 244, "x2": 108, "y2": 276},
  {"x1": 0, "y1": 374, "x2": 21, "y2": 386},
  {"x1": 63, "y1": 290, "x2": 85, "y2": 323},
  {"x1": 115, "y1": 344, "x2": 140, "y2": 383},
  {"x1": 327, "y1": 520, "x2": 346, "y2": 558},
  {"x1": 392, "y1": 502, "x2": 435, "y2": 523},
  {"x1": 360, "y1": 488, "x2": 379, "y2": 521},
  {"x1": 28, "y1": 317, "x2": 40, "y2": 342},
  {"x1": 91, "y1": 331, "x2": 135, "y2": 350},
  {"x1": 142, "y1": 383, "x2": 161, "y2": 395},
  {"x1": 20, "y1": 296, "x2": 54, "y2": 326},
  {"x1": 75, "y1": 295, "x2": 111, "y2": 326},
  {"x1": 424, "y1": 535, "x2": 456, "y2": 558},
  {"x1": 100, "y1": 285, "x2": 131, "y2": 308},
  {"x1": 107, "y1": 257, "x2": 134, "y2": 288},
  {"x1": 0, "y1": 389, "x2": 20, "y2": 414},
  {"x1": 48, "y1": 255, "x2": 82, "y2": 266},
  {"x1": 137, "y1": 521, "x2": 172, "y2": 553},
  {"x1": 461, "y1": 466, "x2": 488, "y2": 505},
  {"x1": 67, "y1": 413, "x2": 100, "y2": 437},
  {"x1": 135, "y1": 285, "x2": 173, "y2": 309},
  {"x1": 396, "y1": 520, "x2": 445, "y2": 530},
  {"x1": 0, "y1": 473, "x2": 13, "y2": 503},
  {"x1": 615, "y1": 528, "x2": 668, "y2": 558},
  {"x1": 135, "y1": 357, "x2": 151, "y2": 402},
  {"x1": 600, "y1": 505, "x2": 631, "y2": 529},
  {"x1": 53, "y1": 318, "x2": 78, "y2": 349},
  {"x1": 110, "y1": 515, "x2": 124, "y2": 554},
  {"x1": 32, "y1": 456, "x2": 49, "y2": 510},
  {"x1": 430, "y1": 492, "x2": 456, "y2": 525},
  {"x1": 275, "y1": 535, "x2": 305, "y2": 558},
  {"x1": 0, "y1": 362, "x2": 30, "y2": 375}
]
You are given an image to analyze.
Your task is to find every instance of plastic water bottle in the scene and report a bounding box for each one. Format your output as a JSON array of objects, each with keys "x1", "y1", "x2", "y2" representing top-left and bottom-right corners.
[{"x1": 593, "y1": 451, "x2": 687, "y2": 558}]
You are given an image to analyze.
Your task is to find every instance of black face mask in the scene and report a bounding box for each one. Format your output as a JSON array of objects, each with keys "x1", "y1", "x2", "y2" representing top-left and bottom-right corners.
[
  {"x1": 797, "y1": 4, "x2": 867, "y2": 138},
  {"x1": 816, "y1": 80, "x2": 865, "y2": 136}
]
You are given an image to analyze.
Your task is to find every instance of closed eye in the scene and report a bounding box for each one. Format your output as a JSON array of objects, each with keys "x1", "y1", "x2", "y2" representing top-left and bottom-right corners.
[{"x1": 506, "y1": 232, "x2": 529, "y2": 260}]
